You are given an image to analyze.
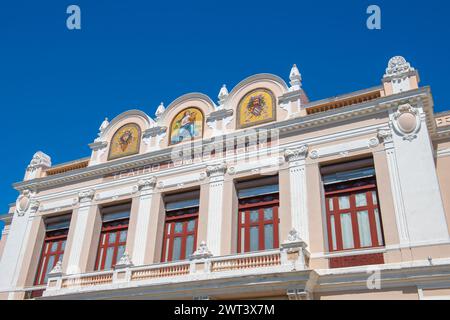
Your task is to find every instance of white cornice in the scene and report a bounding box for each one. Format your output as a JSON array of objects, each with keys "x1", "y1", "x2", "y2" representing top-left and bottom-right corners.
[{"x1": 13, "y1": 87, "x2": 433, "y2": 193}]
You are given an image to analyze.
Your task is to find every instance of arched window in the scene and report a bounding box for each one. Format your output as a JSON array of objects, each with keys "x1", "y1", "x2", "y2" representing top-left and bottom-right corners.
[
  {"x1": 169, "y1": 107, "x2": 204, "y2": 145},
  {"x1": 108, "y1": 123, "x2": 141, "y2": 160},
  {"x1": 237, "y1": 88, "x2": 276, "y2": 129}
]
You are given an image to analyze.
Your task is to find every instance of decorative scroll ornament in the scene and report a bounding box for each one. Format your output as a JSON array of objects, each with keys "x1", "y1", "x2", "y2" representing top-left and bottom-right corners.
[
  {"x1": 16, "y1": 189, "x2": 31, "y2": 216},
  {"x1": 137, "y1": 177, "x2": 157, "y2": 191},
  {"x1": 27, "y1": 151, "x2": 51, "y2": 172},
  {"x1": 49, "y1": 260, "x2": 63, "y2": 275},
  {"x1": 392, "y1": 104, "x2": 420, "y2": 141},
  {"x1": 284, "y1": 145, "x2": 308, "y2": 162},
  {"x1": 206, "y1": 162, "x2": 227, "y2": 177},
  {"x1": 377, "y1": 129, "x2": 393, "y2": 143},
  {"x1": 191, "y1": 241, "x2": 213, "y2": 259},
  {"x1": 78, "y1": 189, "x2": 95, "y2": 203},
  {"x1": 115, "y1": 252, "x2": 133, "y2": 268},
  {"x1": 286, "y1": 228, "x2": 302, "y2": 243},
  {"x1": 29, "y1": 199, "x2": 40, "y2": 214},
  {"x1": 384, "y1": 56, "x2": 415, "y2": 79}
]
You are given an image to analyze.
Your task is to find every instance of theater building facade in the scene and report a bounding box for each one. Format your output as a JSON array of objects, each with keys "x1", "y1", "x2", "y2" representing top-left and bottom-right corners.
[{"x1": 1, "y1": 56, "x2": 450, "y2": 300}]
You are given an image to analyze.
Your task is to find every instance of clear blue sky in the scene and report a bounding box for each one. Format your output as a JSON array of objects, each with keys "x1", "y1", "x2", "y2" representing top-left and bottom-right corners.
[{"x1": 1, "y1": 0, "x2": 449, "y2": 235}]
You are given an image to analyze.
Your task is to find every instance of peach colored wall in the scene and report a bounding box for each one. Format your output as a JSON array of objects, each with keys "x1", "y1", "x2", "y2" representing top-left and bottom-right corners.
[
  {"x1": 125, "y1": 197, "x2": 140, "y2": 258},
  {"x1": 197, "y1": 183, "x2": 209, "y2": 250},
  {"x1": 436, "y1": 146, "x2": 450, "y2": 234},
  {"x1": 278, "y1": 165, "x2": 292, "y2": 244},
  {"x1": 316, "y1": 287, "x2": 419, "y2": 300},
  {"x1": 220, "y1": 179, "x2": 239, "y2": 255},
  {"x1": 0, "y1": 229, "x2": 8, "y2": 260},
  {"x1": 17, "y1": 216, "x2": 45, "y2": 287}
]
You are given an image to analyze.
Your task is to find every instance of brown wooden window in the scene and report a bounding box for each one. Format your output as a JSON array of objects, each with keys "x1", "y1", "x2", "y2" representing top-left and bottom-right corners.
[
  {"x1": 95, "y1": 203, "x2": 130, "y2": 271},
  {"x1": 323, "y1": 164, "x2": 384, "y2": 253},
  {"x1": 34, "y1": 214, "x2": 71, "y2": 291},
  {"x1": 162, "y1": 196, "x2": 199, "y2": 262},
  {"x1": 237, "y1": 182, "x2": 280, "y2": 253},
  {"x1": 35, "y1": 230, "x2": 67, "y2": 285}
]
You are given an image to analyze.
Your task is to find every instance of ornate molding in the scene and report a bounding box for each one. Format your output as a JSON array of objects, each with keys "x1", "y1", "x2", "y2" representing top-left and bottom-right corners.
[
  {"x1": 190, "y1": 241, "x2": 213, "y2": 259},
  {"x1": 383, "y1": 56, "x2": 415, "y2": 80},
  {"x1": 284, "y1": 145, "x2": 308, "y2": 162},
  {"x1": 377, "y1": 129, "x2": 393, "y2": 144},
  {"x1": 27, "y1": 151, "x2": 51, "y2": 172},
  {"x1": 78, "y1": 189, "x2": 95, "y2": 203},
  {"x1": 206, "y1": 162, "x2": 227, "y2": 177},
  {"x1": 115, "y1": 252, "x2": 133, "y2": 269},
  {"x1": 137, "y1": 177, "x2": 157, "y2": 191},
  {"x1": 392, "y1": 103, "x2": 420, "y2": 141},
  {"x1": 89, "y1": 140, "x2": 108, "y2": 151},
  {"x1": 49, "y1": 260, "x2": 63, "y2": 276}
]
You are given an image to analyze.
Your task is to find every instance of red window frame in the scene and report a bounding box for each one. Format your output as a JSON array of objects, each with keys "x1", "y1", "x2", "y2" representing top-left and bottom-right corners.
[
  {"x1": 325, "y1": 177, "x2": 384, "y2": 252},
  {"x1": 161, "y1": 208, "x2": 198, "y2": 262},
  {"x1": 34, "y1": 230, "x2": 68, "y2": 286},
  {"x1": 238, "y1": 194, "x2": 279, "y2": 253},
  {"x1": 95, "y1": 218, "x2": 129, "y2": 271}
]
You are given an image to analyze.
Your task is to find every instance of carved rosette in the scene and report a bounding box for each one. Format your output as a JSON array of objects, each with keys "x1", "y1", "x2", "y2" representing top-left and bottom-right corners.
[
  {"x1": 206, "y1": 162, "x2": 227, "y2": 177},
  {"x1": 78, "y1": 189, "x2": 95, "y2": 203},
  {"x1": 137, "y1": 177, "x2": 157, "y2": 191},
  {"x1": 284, "y1": 145, "x2": 308, "y2": 162}
]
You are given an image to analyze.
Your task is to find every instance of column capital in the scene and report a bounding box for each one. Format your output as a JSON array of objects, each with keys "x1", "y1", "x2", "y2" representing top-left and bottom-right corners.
[
  {"x1": 206, "y1": 162, "x2": 227, "y2": 177},
  {"x1": 137, "y1": 177, "x2": 157, "y2": 191},
  {"x1": 377, "y1": 128, "x2": 393, "y2": 144},
  {"x1": 78, "y1": 189, "x2": 95, "y2": 203},
  {"x1": 284, "y1": 145, "x2": 308, "y2": 162}
]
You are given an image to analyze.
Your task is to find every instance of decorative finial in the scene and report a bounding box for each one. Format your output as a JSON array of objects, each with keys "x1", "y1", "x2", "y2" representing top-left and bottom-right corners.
[
  {"x1": 384, "y1": 56, "x2": 415, "y2": 79},
  {"x1": 95, "y1": 117, "x2": 109, "y2": 142},
  {"x1": 27, "y1": 151, "x2": 52, "y2": 171},
  {"x1": 190, "y1": 241, "x2": 213, "y2": 259},
  {"x1": 155, "y1": 102, "x2": 166, "y2": 119},
  {"x1": 49, "y1": 260, "x2": 63, "y2": 275},
  {"x1": 289, "y1": 64, "x2": 302, "y2": 90},
  {"x1": 218, "y1": 84, "x2": 229, "y2": 106}
]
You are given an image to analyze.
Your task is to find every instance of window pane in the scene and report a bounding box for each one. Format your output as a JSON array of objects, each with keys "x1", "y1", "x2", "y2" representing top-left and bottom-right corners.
[
  {"x1": 250, "y1": 226, "x2": 259, "y2": 251},
  {"x1": 263, "y1": 208, "x2": 273, "y2": 221},
  {"x1": 240, "y1": 212, "x2": 246, "y2": 224},
  {"x1": 51, "y1": 242, "x2": 58, "y2": 252},
  {"x1": 104, "y1": 247, "x2": 115, "y2": 270},
  {"x1": 264, "y1": 224, "x2": 274, "y2": 249},
  {"x1": 164, "y1": 238, "x2": 170, "y2": 261},
  {"x1": 357, "y1": 210, "x2": 372, "y2": 247},
  {"x1": 174, "y1": 223, "x2": 183, "y2": 233},
  {"x1": 372, "y1": 191, "x2": 378, "y2": 205},
  {"x1": 119, "y1": 230, "x2": 127, "y2": 243},
  {"x1": 340, "y1": 214, "x2": 354, "y2": 249},
  {"x1": 187, "y1": 220, "x2": 196, "y2": 232},
  {"x1": 97, "y1": 248, "x2": 104, "y2": 270},
  {"x1": 185, "y1": 235, "x2": 194, "y2": 258},
  {"x1": 172, "y1": 237, "x2": 182, "y2": 261},
  {"x1": 355, "y1": 193, "x2": 367, "y2": 207},
  {"x1": 44, "y1": 255, "x2": 55, "y2": 284},
  {"x1": 374, "y1": 208, "x2": 384, "y2": 246},
  {"x1": 250, "y1": 210, "x2": 259, "y2": 222},
  {"x1": 328, "y1": 198, "x2": 334, "y2": 211},
  {"x1": 108, "y1": 232, "x2": 116, "y2": 244},
  {"x1": 330, "y1": 215, "x2": 337, "y2": 250},
  {"x1": 116, "y1": 245, "x2": 125, "y2": 263},
  {"x1": 339, "y1": 196, "x2": 350, "y2": 209},
  {"x1": 240, "y1": 227, "x2": 245, "y2": 252}
]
